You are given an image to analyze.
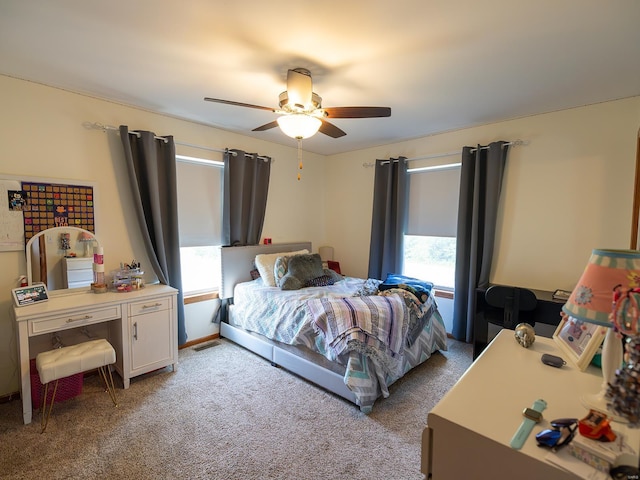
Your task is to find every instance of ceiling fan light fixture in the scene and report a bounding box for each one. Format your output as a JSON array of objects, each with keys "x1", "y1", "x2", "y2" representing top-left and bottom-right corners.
[{"x1": 277, "y1": 114, "x2": 321, "y2": 139}]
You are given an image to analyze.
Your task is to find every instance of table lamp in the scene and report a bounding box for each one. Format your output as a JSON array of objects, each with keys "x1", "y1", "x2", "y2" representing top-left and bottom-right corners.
[
  {"x1": 318, "y1": 246, "x2": 334, "y2": 269},
  {"x1": 562, "y1": 249, "x2": 640, "y2": 418},
  {"x1": 78, "y1": 231, "x2": 95, "y2": 257}
]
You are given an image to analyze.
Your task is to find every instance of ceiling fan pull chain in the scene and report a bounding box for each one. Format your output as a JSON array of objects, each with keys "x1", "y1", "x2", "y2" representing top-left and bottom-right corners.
[{"x1": 297, "y1": 138, "x2": 303, "y2": 181}]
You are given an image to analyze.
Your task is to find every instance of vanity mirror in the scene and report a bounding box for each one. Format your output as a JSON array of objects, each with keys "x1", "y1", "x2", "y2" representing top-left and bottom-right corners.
[
  {"x1": 630, "y1": 128, "x2": 640, "y2": 249},
  {"x1": 26, "y1": 226, "x2": 100, "y2": 295}
]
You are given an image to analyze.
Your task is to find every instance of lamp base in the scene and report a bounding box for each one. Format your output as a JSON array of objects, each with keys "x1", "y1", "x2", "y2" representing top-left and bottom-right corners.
[
  {"x1": 580, "y1": 326, "x2": 626, "y2": 423},
  {"x1": 580, "y1": 391, "x2": 628, "y2": 424}
]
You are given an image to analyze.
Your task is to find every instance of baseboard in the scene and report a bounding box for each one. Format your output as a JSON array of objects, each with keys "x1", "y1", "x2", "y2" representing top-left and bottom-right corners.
[
  {"x1": 0, "y1": 391, "x2": 21, "y2": 404},
  {"x1": 179, "y1": 333, "x2": 220, "y2": 350}
]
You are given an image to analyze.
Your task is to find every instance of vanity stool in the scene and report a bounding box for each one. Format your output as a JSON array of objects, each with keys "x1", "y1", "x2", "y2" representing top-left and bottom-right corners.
[{"x1": 36, "y1": 338, "x2": 118, "y2": 433}]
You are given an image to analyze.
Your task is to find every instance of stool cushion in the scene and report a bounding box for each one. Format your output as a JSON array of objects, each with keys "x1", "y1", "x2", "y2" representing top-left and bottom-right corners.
[{"x1": 36, "y1": 339, "x2": 116, "y2": 385}]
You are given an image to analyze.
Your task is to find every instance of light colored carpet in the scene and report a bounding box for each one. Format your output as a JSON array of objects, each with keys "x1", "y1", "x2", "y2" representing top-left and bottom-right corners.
[{"x1": 0, "y1": 337, "x2": 472, "y2": 480}]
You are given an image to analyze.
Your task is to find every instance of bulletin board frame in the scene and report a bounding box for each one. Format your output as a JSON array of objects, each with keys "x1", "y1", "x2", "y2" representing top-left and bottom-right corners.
[
  {"x1": 0, "y1": 174, "x2": 98, "y2": 250},
  {"x1": 21, "y1": 180, "x2": 95, "y2": 241}
]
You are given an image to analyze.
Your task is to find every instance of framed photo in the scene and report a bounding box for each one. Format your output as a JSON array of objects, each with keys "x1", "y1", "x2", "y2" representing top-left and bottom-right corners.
[
  {"x1": 553, "y1": 315, "x2": 607, "y2": 371},
  {"x1": 12, "y1": 283, "x2": 49, "y2": 307}
]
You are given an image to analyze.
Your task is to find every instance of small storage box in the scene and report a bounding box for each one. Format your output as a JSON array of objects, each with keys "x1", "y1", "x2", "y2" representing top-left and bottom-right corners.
[
  {"x1": 30, "y1": 358, "x2": 83, "y2": 407},
  {"x1": 568, "y1": 431, "x2": 636, "y2": 473}
]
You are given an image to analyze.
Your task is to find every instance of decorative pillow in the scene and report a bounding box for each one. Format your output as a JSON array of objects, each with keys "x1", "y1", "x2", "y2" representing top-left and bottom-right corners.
[
  {"x1": 274, "y1": 256, "x2": 290, "y2": 287},
  {"x1": 324, "y1": 268, "x2": 343, "y2": 284},
  {"x1": 254, "y1": 249, "x2": 309, "y2": 287},
  {"x1": 306, "y1": 271, "x2": 345, "y2": 287},
  {"x1": 277, "y1": 258, "x2": 342, "y2": 287},
  {"x1": 305, "y1": 275, "x2": 335, "y2": 287},
  {"x1": 280, "y1": 253, "x2": 325, "y2": 290}
]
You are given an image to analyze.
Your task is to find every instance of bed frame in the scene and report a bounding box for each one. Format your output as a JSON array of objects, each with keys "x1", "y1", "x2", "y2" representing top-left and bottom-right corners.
[{"x1": 219, "y1": 242, "x2": 359, "y2": 406}]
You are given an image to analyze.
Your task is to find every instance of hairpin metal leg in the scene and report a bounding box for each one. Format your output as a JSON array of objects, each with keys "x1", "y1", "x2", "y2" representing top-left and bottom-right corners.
[
  {"x1": 40, "y1": 379, "x2": 59, "y2": 434},
  {"x1": 98, "y1": 366, "x2": 118, "y2": 407}
]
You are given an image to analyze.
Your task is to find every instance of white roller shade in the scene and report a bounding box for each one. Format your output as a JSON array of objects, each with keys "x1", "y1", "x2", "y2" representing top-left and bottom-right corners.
[
  {"x1": 176, "y1": 160, "x2": 223, "y2": 247},
  {"x1": 407, "y1": 165, "x2": 460, "y2": 237}
]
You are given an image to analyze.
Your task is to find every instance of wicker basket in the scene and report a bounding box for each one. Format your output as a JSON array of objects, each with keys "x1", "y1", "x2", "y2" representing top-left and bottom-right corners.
[{"x1": 30, "y1": 358, "x2": 83, "y2": 408}]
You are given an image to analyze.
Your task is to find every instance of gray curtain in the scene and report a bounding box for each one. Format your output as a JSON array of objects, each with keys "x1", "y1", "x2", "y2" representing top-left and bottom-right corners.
[
  {"x1": 222, "y1": 149, "x2": 271, "y2": 246},
  {"x1": 452, "y1": 141, "x2": 509, "y2": 342},
  {"x1": 367, "y1": 157, "x2": 408, "y2": 280},
  {"x1": 119, "y1": 125, "x2": 187, "y2": 346}
]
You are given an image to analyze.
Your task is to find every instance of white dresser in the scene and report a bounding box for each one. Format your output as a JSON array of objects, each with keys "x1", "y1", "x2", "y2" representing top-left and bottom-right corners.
[
  {"x1": 62, "y1": 256, "x2": 94, "y2": 288},
  {"x1": 12, "y1": 284, "x2": 178, "y2": 425},
  {"x1": 422, "y1": 329, "x2": 639, "y2": 479}
]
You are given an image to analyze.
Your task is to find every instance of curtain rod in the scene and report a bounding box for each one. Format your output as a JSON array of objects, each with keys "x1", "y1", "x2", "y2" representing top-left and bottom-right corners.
[
  {"x1": 83, "y1": 122, "x2": 271, "y2": 161},
  {"x1": 362, "y1": 139, "x2": 529, "y2": 168}
]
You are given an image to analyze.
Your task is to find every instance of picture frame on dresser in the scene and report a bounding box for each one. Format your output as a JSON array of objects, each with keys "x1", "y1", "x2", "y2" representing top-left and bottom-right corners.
[
  {"x1": 552, "y1": 315, "x2": 607, "y2": 371},
  {"x1": 11, "y1": 283, "x2": 49, "y2": 307}
]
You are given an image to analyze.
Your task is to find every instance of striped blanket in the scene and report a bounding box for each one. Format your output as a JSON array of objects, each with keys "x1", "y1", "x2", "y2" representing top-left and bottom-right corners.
[{"x1": 307, "y1": 294, "x2": 409, "y2": 378}]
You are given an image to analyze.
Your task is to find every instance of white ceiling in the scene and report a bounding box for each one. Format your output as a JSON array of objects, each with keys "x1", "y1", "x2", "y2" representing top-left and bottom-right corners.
[{"x1": 1, "y1": 0, "x2": 639, "y2": 156}]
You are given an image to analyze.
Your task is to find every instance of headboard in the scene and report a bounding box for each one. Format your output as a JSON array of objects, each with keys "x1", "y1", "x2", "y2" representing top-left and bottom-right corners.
[{"x1": 219, "y1": 242, "x2": 312, "y2": 299}]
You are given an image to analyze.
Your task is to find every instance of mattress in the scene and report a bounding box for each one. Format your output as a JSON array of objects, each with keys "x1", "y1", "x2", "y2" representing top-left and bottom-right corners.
[{"x1": 228, "y1": 276, "x2": 448, "y2": 411}]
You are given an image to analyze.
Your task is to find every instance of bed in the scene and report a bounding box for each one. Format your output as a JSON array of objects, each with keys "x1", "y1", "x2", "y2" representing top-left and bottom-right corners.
[{"x1": 219, "y1": 242, "x2": 448, "y2": 413}]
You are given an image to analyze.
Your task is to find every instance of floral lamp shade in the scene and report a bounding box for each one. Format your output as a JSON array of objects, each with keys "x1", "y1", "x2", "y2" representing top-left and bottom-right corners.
[
  {"x1": 562, "y1": 249, "x2": 640, "y2": 327},
  {"x1": 562, "y1": 249, "x2": 640, "y2": 419}
]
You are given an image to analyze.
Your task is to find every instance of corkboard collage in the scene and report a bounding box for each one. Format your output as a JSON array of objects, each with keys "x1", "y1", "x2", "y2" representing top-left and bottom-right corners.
[{"x1": 22, "y1": 181, "x2": 95, "y2": 240}]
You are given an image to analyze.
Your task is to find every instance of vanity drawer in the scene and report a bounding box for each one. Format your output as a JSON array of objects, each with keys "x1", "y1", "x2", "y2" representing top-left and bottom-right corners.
[
  {"x1": 64, "y1": 257, "x2": 93, "y2": 270},
  {"x1": 28, "y1": 306, "x2": 121, "y2": 336},
  {"x1": 128, "y1": 297, "x2": 171, "y2": 317}
]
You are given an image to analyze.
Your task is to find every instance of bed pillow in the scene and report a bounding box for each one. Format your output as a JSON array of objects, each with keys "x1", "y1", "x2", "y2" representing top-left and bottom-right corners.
[
  {"x1": 255, "y1": 249, "x2": 309, "y2": 287},
  {"x1": 280, "y1": 253, "x2": 325, "y2": 290}
]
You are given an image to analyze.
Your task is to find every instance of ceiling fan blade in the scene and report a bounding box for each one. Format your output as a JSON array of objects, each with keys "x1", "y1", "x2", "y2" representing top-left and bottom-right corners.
[
  {"x1": 323, "y1": 106, "x2": 391, "y2": 119},
  {"x1": 286, "y1": 69, "x2": 313, "y2": 109},
  {"x1": 319, "y1": 119, "x2": 347, "y2": 138},
  {"x1": 252, "y1": 121, "x2": 279, "y2": 132},
  {"x1": 204, "y1": 97, "x2": 275, "y2": 112}
]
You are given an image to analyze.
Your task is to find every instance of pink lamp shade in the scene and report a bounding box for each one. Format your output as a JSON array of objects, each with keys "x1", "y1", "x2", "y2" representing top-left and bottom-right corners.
[
  {"x1": 562, "y1": 249, "x2": 640, "y2": 327},
  {"x1": 78, "y1": 232, "x2": 94, "y2": 241},
  {"x1": 563, "y1": 249, "x2": 640, "y2": 420},
  {"x1": 78, "y1": 231, "x2": 95, "y2": 257}
]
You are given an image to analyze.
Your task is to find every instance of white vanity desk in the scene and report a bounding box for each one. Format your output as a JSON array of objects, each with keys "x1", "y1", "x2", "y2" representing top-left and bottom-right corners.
[{"x1": 12, "y1": 284, "x2": 178, "y2": 425}]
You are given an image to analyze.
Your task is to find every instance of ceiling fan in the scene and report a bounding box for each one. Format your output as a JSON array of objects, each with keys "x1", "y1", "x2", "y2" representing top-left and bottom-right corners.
[{"x1": 204, "y1": 68, "x2": 391, "y2": 139}]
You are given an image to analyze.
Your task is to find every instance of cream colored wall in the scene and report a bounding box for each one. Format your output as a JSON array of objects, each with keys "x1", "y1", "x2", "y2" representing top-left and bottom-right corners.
[
  {"x1": 325, "y1": 97, "x2": 640, "y2": 292},
  {"x1": 0, "y1": 74, "x2": 328, "y2": 396},
  {"x1": 1, "y1": 72, "x2": 638, "y2": 397}
]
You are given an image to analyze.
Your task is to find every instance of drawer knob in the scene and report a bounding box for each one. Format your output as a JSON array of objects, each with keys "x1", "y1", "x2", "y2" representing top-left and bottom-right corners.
[{"x1": 66, "y1": 314, "x2": 93, "y2": 323}]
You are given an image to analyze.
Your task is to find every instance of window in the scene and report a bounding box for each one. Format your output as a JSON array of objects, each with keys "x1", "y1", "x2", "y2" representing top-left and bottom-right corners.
[
  {"x1": 176, "y1": 155, "x2": 224, "y2": 295},
  {"x1": 403, "y1": 235, "x2": 456, "y2": 289},
  {"x1": 179, "y1": 246, "x2": 220, "y2": 294},
  {"x1": 403, "y1": 162, "x2": 460, "y2": 290}
]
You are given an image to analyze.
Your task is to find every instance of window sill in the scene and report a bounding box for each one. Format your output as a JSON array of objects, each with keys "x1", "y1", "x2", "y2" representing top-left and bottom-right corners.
[
  {"x1": 434, "y1": 289, "x2": 454, "y2": 300},
  {"x1": 184, "y1": 291, "x2": 219, "y2": 304}
]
